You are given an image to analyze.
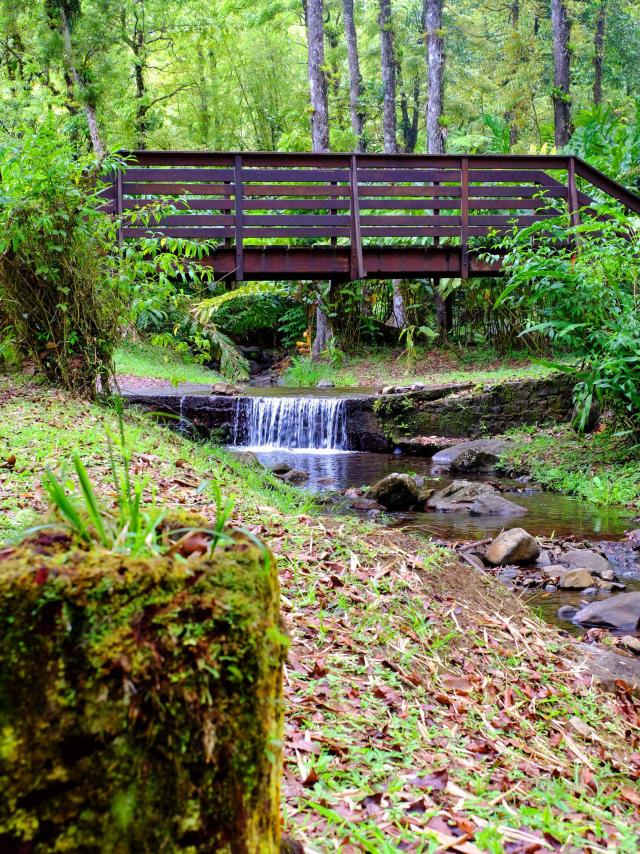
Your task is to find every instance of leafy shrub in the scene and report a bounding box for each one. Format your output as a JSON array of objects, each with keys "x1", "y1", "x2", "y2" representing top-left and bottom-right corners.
[
  {"x1": 0, "y1": 119, "x2": 121, "y2": 395},
  {"x1": 492, "y1": 202, "x2": 640, "y2": 431}
]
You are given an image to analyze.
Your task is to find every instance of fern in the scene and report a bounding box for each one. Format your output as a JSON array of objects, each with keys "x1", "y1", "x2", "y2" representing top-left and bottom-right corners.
[{"x1": 194, "y1": 282, "x2": 289, "y2": 324}]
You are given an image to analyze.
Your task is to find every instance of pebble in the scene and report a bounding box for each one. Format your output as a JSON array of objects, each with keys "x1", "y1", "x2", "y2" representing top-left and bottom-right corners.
[{"x1": 557, "y1": 605, "x2": 578, "y2": 620}]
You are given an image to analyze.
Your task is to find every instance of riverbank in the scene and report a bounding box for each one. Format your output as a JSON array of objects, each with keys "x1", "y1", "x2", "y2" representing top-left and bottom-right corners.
[
  {"x1": 1, "y1": 372, "x2": 640, "y2": 849},
  {"x1": 498, "y1": 424, "x2": 640, "y2": 511}
]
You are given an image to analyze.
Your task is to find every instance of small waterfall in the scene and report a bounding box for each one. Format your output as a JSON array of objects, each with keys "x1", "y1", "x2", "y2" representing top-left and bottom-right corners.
[{"x1": 236, "y1": 396, "x2": 349, "y2": 451}]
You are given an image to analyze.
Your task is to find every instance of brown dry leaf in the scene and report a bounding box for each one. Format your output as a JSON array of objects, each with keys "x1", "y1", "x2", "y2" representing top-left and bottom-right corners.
[{"x1": 620, "y1": 786, "x2": 640, "y2": 807}]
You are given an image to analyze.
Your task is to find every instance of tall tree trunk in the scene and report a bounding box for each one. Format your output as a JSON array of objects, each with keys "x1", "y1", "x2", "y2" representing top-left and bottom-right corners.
[
  {"x1": 304, "y1": 0, "x2": 330, "y2": 152},
  {"x1": 550, "y1": 0, "x2": 572, "y2": 148},
  {"x1": 342, "y1": 0, "x2": 366, "y2": 151},
  {"x1": 378, "y1": 0, "x2": 398, "y2": 153},
  {"x1": 304, "y1": 0, "x2": 333, "y2": 358},
  {"x1": 425, "y1": 0, "x2": 445, "y2": 155},
  {"x1": 593, "y1": 0, "x2": 606, "y2": 106},
  {"x1": 59, "y1": 7, "x2": 105, "y2": 159},
  {"x1": 399, "y1": 72, "x2": 420, "y2": 154},
  {"x1": 424, "y1": 0, "x2": 449, "y2": 336}
]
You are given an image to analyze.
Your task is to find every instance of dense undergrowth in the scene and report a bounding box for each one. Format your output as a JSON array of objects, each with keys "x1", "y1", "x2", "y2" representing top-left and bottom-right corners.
[
  {"x1": 1, "y1": 371, "x2": 640, "y2": 851},
  {"x1": 499, "y1": 424, "x2": 640, "y2": 510}
]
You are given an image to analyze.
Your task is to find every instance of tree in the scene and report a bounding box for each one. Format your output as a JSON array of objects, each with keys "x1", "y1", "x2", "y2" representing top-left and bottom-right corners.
[
  {"x1": 342, "y1": 0, "x2": 366, "y2": 151},
  {"x1": 304, "y1": 0, "x2": 329, "y2": 153},
  {"x1": 593, "y1": 0, "x2": 607, "y2": 105},
  {"x1": 425, "y1": 0, "x2": 445, "y2": 155},
  {"x1": 378, "y1": 0, "x2": 398, "y2": 154},
  {"x1": 551, "y1": 0, "x2": 572, "y2": 147}
]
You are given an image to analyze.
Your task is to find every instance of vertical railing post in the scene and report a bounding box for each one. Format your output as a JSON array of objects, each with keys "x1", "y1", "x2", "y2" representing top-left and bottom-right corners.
[
  {"x1": 349, "y1": 154, "x2": 365, "y2": 280},
  {"x1": 567, "y1": 156, "x2": 581, "y2": 232},
  {"x1": 460, "y1": 156, "x2": 469, "y2": 280},
  {"x1": 234, "y1": 154, "x2": 244, "y2": 281},
  {"x1": 115, "y1": 166, "x2": 123, "y2": 249}
]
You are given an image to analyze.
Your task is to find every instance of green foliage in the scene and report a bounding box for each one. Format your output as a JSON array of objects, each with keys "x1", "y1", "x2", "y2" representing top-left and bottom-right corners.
[
  {"x1": 491, "y1": 202, "x2": 640, "y2": 432},
  {"x1": 568, "y1": 104, "x2": 640, "y2": 189},
  {"x1": 0, "y1": 529, "x2": 285, "y2": 851},
  {"x1": 280, "y1": 355, "x2": 357, "y2": 387},
  {"x1": 0, "y1": 119, "x2": 121, "y2": 395}
]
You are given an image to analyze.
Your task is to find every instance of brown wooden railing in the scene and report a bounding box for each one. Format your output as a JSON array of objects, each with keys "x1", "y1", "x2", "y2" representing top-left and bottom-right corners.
[{"x1": 101, "y1": 152, "x2": 640, "y2": 281}]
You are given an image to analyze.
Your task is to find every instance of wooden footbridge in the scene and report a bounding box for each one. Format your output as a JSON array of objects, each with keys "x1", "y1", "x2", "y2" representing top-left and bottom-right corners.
[{"x1": 104, "y1": 152, "x2": 640, "y2": 281}]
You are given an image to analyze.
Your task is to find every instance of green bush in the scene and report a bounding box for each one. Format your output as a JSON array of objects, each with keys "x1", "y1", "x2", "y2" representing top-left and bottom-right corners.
[
  {"x1": 492, "y1": 202, "x2": 640, "y2": 432},
  {"x1": 0, "y1": 529, "x2": 286, "y2": 852},
  {"x1": 0, "y1": 119, "x2": 121, "y2": 396}
]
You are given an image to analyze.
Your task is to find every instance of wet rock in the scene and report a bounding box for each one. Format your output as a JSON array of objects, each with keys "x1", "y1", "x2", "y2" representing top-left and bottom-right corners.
[
  {"x1": 619, "y1": 636, "x2": 640, "y2": 655},
  {"x1": 410, "y1": 382, "x2": 425, "y2": 391},
  {"x1": 432, "y1": 439, "x2": 508, "y2": 471},
  {"x1": 595, "y1": 580, "x2": 626, "y2": 592},
  {"x1": 564, "y1": 549, "x2": 611, "y2": 576},
  {"x1": 468, "y1": 494, "x2": 527, "y2": 516},
  {"x1": 211, "y1": 382, "x2": 242, "y2": 396},
  {"x1": 317, "y1": 379, "x2": 335, "y2": 388},
  {"x1": 485, "y1": 528, "x2": 540, "y2": 566},
  {"x1": 417, "y1": 487, "x2": 435, "y2": 507},
  {"x1": 543, "y1": 564, "x2": 570, "y2": 578},
  {"x1": 576, "y1": 644, "x2": 640, "y2": 694},
  {"x1": 627, "y1": 529, "x2": 640, "y2": 545},
  {"x1": 316, "y1": 476, "x2": 335, "y2": 486},
  {"x1": 281, "y1": 469, "x2": 309, "y2": 486},
  {"x1": 370, "y1": 473, "x2": 419, "y2": 511},
  {"x1": 581, "y1": 587, "x2": 598, "y2": 596},
  {"x1": 557, "y1": 605, "x2": 578, "y2": 620},
  {"x1": 573, "y1": 592, "x2": 640, "y2": 630},
  {"x1": 234, "y1": 451, "x2": 262, "y2": 467},
  {"x1": 380, "y1": 385, "x2": 396, "y2": 395},
  {"x1": 427, "y1": 480, "x2": 498, "y2": 512},
  {"x1": 558, "y1": 568, "x2": 596, "y2": 590},
  {"x1": 350, "y1": 497, "x2": 384, "y2": 512},
  {"x1": 271, "y1": 462, "x2": 292, "y2": 475},
  {"x1": 536, "y1": 550, "x2": 551, "y2": 567},
  {"x1": 344, "y1": 487, "x2": 362, "y2": 499},
  {"x1": 393, "y1": 436, "x2": 462, "y2": 457},
  {"x1": 544, "y1": 584, "x2": 557, "y2": 593}
]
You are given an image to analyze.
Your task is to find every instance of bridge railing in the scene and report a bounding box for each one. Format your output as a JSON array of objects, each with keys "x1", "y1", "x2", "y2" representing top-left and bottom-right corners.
[{"x1": 102, "y1": 152, "x2": 640, "y2": 280}]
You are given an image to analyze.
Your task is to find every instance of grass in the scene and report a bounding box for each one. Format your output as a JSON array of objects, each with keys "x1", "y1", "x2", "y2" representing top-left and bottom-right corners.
[
  {"x1": 499, "y1": 423, "x2": 640, "y2": 510},
  {"x1": 1, "y1": 370, "x2": 640, "y2": 850},
  {"x1": 288, "y1": 344, "x2": 558, "y2": 389},
  {"x1": 114, "y1": 341, "x2": 223, "y2": 385}
]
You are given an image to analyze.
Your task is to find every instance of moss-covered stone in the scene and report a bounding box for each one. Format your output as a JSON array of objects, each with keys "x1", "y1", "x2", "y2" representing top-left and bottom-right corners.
[{"x1": 0, "y1": 530, "x2": 287, "y2": 852}]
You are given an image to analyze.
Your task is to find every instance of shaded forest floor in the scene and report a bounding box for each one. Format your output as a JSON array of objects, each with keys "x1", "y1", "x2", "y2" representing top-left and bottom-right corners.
[{"x1": 1, "y1": 373, "x2": 640, "y2": 851}]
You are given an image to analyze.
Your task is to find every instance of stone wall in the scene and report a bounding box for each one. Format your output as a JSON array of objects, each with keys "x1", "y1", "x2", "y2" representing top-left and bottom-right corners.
[
  {"x1": 371, "y1": 374, "x2": 575, "y2": 443},
  {"x1": 123, "y1": 373, "x2": 575, "y2": 453}
]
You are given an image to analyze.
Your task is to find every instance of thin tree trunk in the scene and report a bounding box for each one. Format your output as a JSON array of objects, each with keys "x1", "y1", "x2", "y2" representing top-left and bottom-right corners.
[
  {"x1": 59, "y1": 8, "x2": 105, "y2": 159},
  {"x1": 304, "y1": 0, "x2": 330, "y2": 152},
  {"x1": 378, "y1": 0, "x2": 398, "y2": 153},
  {"x1": 342, "y1": 0, "x2": 366, "y2": 151},
  {"x1": 304, "y1": 0, "x2": 333, "y2": 358},
  {"x1": 550, "y1": 0, "x2": 572, "y2": 148},
  {"x1": 399, "y1": 71, "x2": 420, "y2": 154},
  {"x1": 593, "y1": 0, "x2": 606, "y2": 106},
  {"x1": 425, "y1": 0, "x2": 445, "y2": 155}
]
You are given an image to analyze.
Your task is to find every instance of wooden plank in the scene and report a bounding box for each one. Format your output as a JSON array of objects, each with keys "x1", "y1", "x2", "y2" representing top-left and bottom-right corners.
[
  {"x1": 360, "y1": 226, "x2": 461, "y2": 237},
  {"x1": 234, "y1": 155, "x2": 244, "y2": 280},
  {"x1": 567, "y1": 156, "x2": 580, "y2": 230},
  {"x1": 468, "y1": 185, "x2": 567, "y2": 198},
  {"x1": 128, "y1": 215, "x2": 235, "y2": 226},
  {"x1": 115, "y1": 168, "x2": 123, "y2": 248},
  {"x1": 357, "y1": 168, "x2": 459, "y2": 182},
  {"x1": 469, "y1": 169, "x2": 556, "y2": 183},
  {"x1": 241, "y1": 214, "x2": 349, "y2": 226},
  {"x1": 241, "y1": 168, "x2": 349, "y2": 182},
  {"x1": 121, "y1": 227, "x2": 234, "y2": 238},
  {"x1": 125, "y1": 168, "x2": 235, "y2": 181},
  {"x1": 358, "y1": 185, "x2": 461, "y2": 198},
  {"x1": 359, "y1": 214, "x2": 460, "y2": 226},
  {"x1": 122, "y1": 198, "x2": 235, "y2": 211},
  {"x1": 242, "y1": 199, "x2": 351, "y2": 210},
  {"x1": 460, "y1": 157, "x2": 469, "y2": 279},
  {"x1": 122, "y1": 182, "x2": 235, "y2": 196},
  {"x1": 359, "y1": 198, "x2": 461, "y2": 209},
  {"x1": 350, "y1": 155, "x2": 365, "y2": 279},
  {"x1": 468, "y1": 214, "x2": 556, "y2": 226},
  {"x1": 469, "y1": 198, "x2": 561, "y2": 210},
  {"x1": 242, "y1": 227, "x2": 351, "y2": 238}
]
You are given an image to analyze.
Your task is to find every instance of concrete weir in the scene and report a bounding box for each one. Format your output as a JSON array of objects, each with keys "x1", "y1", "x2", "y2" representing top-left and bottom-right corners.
[{"x1": 122, "y1": 373, "x2": 575, "y2": 452}]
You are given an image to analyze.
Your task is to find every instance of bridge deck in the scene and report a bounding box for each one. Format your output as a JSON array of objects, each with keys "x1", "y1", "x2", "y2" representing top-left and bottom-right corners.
[{"x1": 103, "y1": 152, "x2": 640, "y2": 281}]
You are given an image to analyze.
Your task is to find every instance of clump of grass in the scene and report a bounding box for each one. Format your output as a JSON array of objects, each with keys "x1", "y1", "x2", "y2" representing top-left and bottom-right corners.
[
  {"x1": 115, "y1": 341, "x2": 222, "y2": 386},
  {"x1": 281, "y1": 356, "x2": 357, "y2": 387}
]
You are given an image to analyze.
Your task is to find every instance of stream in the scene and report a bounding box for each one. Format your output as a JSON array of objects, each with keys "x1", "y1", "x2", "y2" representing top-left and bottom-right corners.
[{"x1": 227, "y1": 390, "x2": 640, "y2": 635}]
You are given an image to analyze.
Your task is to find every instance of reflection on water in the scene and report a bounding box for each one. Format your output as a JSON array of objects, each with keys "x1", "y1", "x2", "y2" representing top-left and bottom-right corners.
[{"x1": 234, "y1": 448, "x2": 636, "y2": 541}]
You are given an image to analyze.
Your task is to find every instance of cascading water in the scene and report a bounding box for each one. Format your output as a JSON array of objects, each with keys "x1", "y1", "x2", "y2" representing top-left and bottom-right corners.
[{"x1": 234, "y1": 396, "x2": 349, "y2": 451}]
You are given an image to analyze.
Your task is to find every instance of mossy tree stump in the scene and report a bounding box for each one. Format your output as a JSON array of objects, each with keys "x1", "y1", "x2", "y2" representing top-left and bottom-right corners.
[{"x1": 0, "y1": 531, "x2": 287, "y2": 852}]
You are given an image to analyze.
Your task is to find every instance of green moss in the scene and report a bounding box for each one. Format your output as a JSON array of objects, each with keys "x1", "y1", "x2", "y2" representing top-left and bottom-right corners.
[
  {"x1": 372, "y1": 395, "x2": 418, "y2": 441},
  {"x1": 0, "y1": 529, "x2": 287, "y2": 852}
]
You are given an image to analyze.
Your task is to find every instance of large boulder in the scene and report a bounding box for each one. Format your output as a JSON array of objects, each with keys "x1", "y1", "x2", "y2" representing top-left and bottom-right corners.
[
  {"x1": 468, "y1": 494, "x2": 528, "y2": 516},
  {"x1": 573, "y1": 592, "x2": 640, "y2": 630},
  {"x1": 485, "y1": 528, "x2": 540, "y2": 565},
  {"x1": 281, "y1": 468, "x2": 309, "y2": 485},
  {"x1": 558, "y1": 568, "x2": 596, "y2": 590},
  {"x1": 427, "y1": 480, "x2": 498, "y2": 512},
  {"x1": 369, "y1": 473, "x2": 419, "y2": 511},
  {"x1": 564, "y1": 549, "x2": 611, "y2": 576},
  {"x1": 211, "y1": 381, "x2": 242, "y2": 396},
  {"x1": 0, "y1": 530, "x2": 286, "y2": 851},
  {"x1": 432, "y1": 439, "x2": 508, "y2": 471}
]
